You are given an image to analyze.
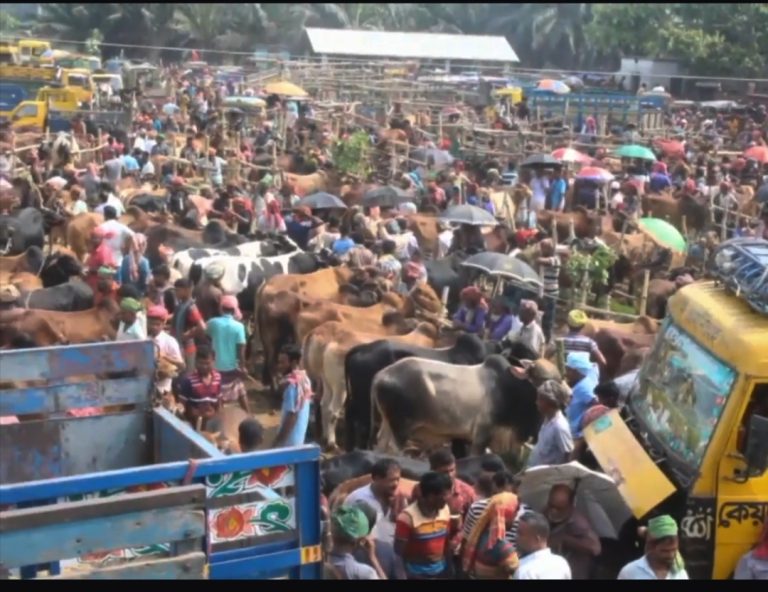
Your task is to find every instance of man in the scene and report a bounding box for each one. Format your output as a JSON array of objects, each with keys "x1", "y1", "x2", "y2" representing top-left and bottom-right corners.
[
  {"x1": 565, "y1": 352, "x2": 599, "y2": 443},
  {"x1": 547, "y1": 168, "x2": 567, "y2": 212},
  {"x1": 103, "y1": 151, "x2": 123, "y2": 185},
  {"x1": 395, "y1": 471, "x2": 454, "y2": 580},
  {"x1": 503, "y1": 299, "x2": 546, "y2": 359},
  {"x1": 530, "y1": 170, "x2": 550, "y2": 212},
  {"x1": 116, "y1": 297, "x2": 147, "y2": 342},
  {"x1": 537, "y1": 239, "x2": 561, "y2": 343},
  {"x1": 562, "y1": 310, "x2": 606, "y2": 379},
  {"x1": 545, "y1": 484, "x2": 601, "y2": 579},
  {"x1": 146, "y1": 305, "x2": 185, "y2": 398},
  {"x1": 98, "y1": 205, "x2": 134, "y2": 269},
  {"x1": 286, "y1": 206, "x2": 323, "y2": 250},
  {"x1": 514, "y1": 511, "x2": 572, "y2": 579},
  {"x1": 273, "y1": 344, "x2": 312, "y2": 448},
  {"x1": 409, "y1": 449, "x2": 477, "y2": 572},
  {"x1": 171, "y1": 278, "x2": 206, "y2": 374},
  {"x1": 206, "y1": 295, "x2": 249, "y2": 412},
  {"x1": 177, "y1": 346, "x2": 222, "y2": 429},
  {"x1": 326, "y1": 506, "x2": 387, "y2": 580},
  {"x1": 344, "y1": 459, "x2": 404, "y2": 578},
  {"x1": 527, "y1": 380, "x2": 574, "y2": 468},
  {"x1": 238, "y1": 418, "x2": 265, "y2": 453},
  {"x1": 618, "y1": 515, "x2": 689, "y2": 579},
  {"x1": 331, "y1": 227, "x2": 356, "y2": 258}
]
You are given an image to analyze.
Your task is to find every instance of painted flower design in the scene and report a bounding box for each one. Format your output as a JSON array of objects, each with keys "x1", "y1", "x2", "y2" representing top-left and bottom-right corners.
[
  {"x1": 214, "y1": 507, "x2": 257, "y2": 539},
  {"x1": 247, "y1": 465, "x2": 289, "y2": 488},
  {"x1": 125, "y1": 482, "x2": 168, "y2": 494}
]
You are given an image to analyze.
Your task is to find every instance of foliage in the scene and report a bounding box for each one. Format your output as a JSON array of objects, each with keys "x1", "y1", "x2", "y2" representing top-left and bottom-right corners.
[
  {"x1": 32, "y1": 3, "x2": 768, "y2": 76},
  {"x1": 85, "y1": 30, "x2": 103, "y2": 56},
  {"x1": 331, "y1": 130, "x2": 371, "y2": 179},
  {"x1": 0, "y1": 11, "x2": 20, "y2": 34},
  {"x1": 588, "y1": 4, "x2": 768, "y2": 76},
  {"x1": 566, "y1": 245, "x2": 618, "y2": 294}
]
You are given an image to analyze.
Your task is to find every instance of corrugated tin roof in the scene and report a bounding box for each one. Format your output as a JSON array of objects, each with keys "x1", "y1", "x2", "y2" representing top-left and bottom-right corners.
[{"x1": 305, "y1": 28, "x2": 519, "y2": 63}]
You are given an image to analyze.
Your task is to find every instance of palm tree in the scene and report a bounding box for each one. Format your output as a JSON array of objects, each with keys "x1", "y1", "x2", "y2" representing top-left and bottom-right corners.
[
  {"x1": 36, "y1": 4, "x2": 120, "y2": 42},
  {"x1": 107, "y1": 4, "x2": 180, "y2": 59},
  {"x1": 511, "y1": 4, "x2": 593, "y2": 68},
  {"x1": 175, "y1": 4, "x2": 229, "y2": 53}
]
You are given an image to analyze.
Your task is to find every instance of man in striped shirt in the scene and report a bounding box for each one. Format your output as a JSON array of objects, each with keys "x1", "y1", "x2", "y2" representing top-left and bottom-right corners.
[
  {"x1": 462, "y1": 471, "x2": 531, "y2": 558},
  {"x1": 537, "y1": 239, "x2": 561, "y2": 342},
  {"x1": 562, "y1": 310, "x2": 606, "y2": 382}
]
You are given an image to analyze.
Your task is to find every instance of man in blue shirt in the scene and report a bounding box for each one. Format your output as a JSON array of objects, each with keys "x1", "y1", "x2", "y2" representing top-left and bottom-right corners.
[
  {"x1": 331, "y1": 228, "x2": 356, "y2": 257},
  {"x1": 273, "y1": 344, "x2": 312, "y2": 448},
  {"x1": 205, "y1": 295, "x2": 247, "y2": 373},
  {"x1": 564, "y1": 352, "x2": 598, "y2": 440},
  {"x1": 547, "y1": 169, "x2": 568, "y2": 212}
]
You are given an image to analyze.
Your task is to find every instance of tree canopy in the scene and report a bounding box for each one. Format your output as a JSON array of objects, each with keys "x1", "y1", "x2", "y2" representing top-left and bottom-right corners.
[{"x1": 22, "y1": 3, "x2": 768, "y2": 77}]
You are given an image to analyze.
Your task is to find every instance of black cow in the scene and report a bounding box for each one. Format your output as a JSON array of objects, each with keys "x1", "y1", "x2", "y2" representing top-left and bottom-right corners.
[
  {"x1": 19, "y1": 278, "x2": 94, "y2": 312},
  {"x1": 343, "y1": 333, "x2": 490, "y2": 451},
  {"x1": 320, "y1": 450, "x2": 428, "y2": 497},
  {"x1": 129, "y1": 193, "x2": 167, "y2": 214},
  {"x1": 144, "y1": 220, "x2": 247, "y2": 268},
  {"x1": 372, "y1": 355, "x2": 540, "y2": 455},
  {"x1": 0, "y1": 208, "x2": 45, "y2": 255},
  {"x1": 40, "y1": 252, "x2": 83, "y2": 288}
]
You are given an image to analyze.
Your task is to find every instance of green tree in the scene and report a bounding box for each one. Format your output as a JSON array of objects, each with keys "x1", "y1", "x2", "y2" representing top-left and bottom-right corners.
[{"x1": 37, "y1": 4, "x2": 120, "y2": 42}]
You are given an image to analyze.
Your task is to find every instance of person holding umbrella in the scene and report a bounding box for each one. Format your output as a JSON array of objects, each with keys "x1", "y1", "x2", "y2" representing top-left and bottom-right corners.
[{"x1": 453, "y1": 286, "x2": 489, "y2": 336}]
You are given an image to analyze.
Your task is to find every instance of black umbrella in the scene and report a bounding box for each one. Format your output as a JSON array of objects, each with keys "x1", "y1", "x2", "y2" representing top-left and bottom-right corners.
[
  {"x1": 521, "y1": 153, "x2": 562, "y2": 168},
  {"x1": 440, "y1": 204, "x2": 498, "y2": 226},
  {"x1": 297, "y1": 192, "x2": 347, "y2": 210},
  {"x1": 757, "y1": 183, "x2": 768, "y2": 204},
  {"x1": 461, "y1": 252, "x2": 543, "y2": 288},
  {"x1": 362, "y1": 186, "x2": 414, "y2": 208}
]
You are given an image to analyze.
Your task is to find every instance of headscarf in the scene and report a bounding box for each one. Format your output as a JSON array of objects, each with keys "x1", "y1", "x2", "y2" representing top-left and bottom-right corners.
[
  {"x1": 147, "y1": 305, "x2": 168, "y2": 321},
  {"x1": 646, "y1": 515, "x2": 686, "y2": 573},
  {"x1": 128, "y1": 233, "x2": 147, "y2": 283},
  {"x1": 460, "y1": 286, "x2": 485, "y2": 307},
  {"x1": 567, "y1": 309, "x2": 588, "y2": 329},
  {"x1": 462, "y1": 492, "x2": 520, "y2": 574},
  {"x1": 537, "y1": 379, "x2": 570, "y2": 410},
  {"x1": 120, "y1": 297, "x2": 143, "y2": 313},
  {"x1": 286, "y1": 367, "x2": 314, "y2": 413},
  {"x1": 331, "y1": 506, "x2": 370, "y2": 540},
  {"x1": 220, "y1": 294, "x2": 242, "y2": 320}
]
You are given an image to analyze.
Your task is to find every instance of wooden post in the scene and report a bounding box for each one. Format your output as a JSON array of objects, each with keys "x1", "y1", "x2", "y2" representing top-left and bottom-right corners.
[
  {"x1": 638, "y1": 269, "x2": 650, "y2": 316},
  {"x1": 681, "y1": 215, "x2": 688, "y2": 240},
  {"x1": 555, "y1": 338, "x2": 566, "y2": 378},
  {"x1": 580, "y1": 266, "x2": 590, "y2": 306},
  {"x1": 721, "y1": 206, "x2": 729, "y2": 241},
  {"x1": 568, "y1": 216, "x2": 576, "y2": 242},
  {"x1": 551, "y1": 217, "x2": 558, "y2": 245}
]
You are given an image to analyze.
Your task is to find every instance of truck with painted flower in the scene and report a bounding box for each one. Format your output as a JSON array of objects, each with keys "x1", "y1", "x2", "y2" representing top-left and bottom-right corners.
[{"x1": 0, "y1": 340, "x2": 322, "y2": 580}]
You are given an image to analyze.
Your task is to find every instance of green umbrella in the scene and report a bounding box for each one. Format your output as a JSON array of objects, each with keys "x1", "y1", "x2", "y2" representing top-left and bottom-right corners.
[
  {"x1": 614, "y1": 144, "x2": 657, "y2": 161},
  {"x1": 637, "y1": 218, "x2": 687, "y2": 253}
]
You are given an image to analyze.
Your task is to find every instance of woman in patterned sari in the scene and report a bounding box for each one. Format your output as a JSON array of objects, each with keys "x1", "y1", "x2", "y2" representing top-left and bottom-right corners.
[{"x1": 462, "y1": 492, "x2": 521, "y2": 579}]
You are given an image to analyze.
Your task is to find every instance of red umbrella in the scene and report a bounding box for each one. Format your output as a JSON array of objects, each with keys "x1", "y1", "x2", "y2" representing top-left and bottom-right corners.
[
  {"x1": 577, "y1": 167, "x2": 614, "y2": 182},
  {"x1": 551, "y1": 147, "x2": 591, "y2": 164},
  {"x1": 654, "y1": 138, "x2": 685, "y2": 158},
  {"x1": 744, "y1": 145, "x2": 768, "y2": 164}
]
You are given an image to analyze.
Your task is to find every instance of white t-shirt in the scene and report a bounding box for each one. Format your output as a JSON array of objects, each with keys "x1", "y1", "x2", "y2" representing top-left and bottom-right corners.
[
  {"x1": 153, "y1": 331, "x2": 183, "y2": 393},
  {"x1": 531, "y1": 176, "x2": 550, "y2": 212},
  {"x1": 618, "y1": 556, "x2": 689, "y2": 580},
  {"x1": 98, "y1": 219, "x2": 134, "y2": 267},
  {"x1": 95, "y1": 194, "x2": 126, "y2": 217},
  {"x1": 116, "y1": 320, "x2": 147, "y2": 342},
  {"x1": 514, "y1": 548, "x2": 572, "y2": 579}
]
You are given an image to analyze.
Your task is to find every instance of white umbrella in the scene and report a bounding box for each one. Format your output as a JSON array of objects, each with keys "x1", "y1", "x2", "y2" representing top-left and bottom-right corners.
[{"x1": 518, "y1": 461, "x2": 632, "y2": 540}]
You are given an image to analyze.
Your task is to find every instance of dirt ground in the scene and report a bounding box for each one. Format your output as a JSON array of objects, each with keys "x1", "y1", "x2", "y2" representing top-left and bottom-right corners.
[{"x1": 243, "y1": 376, "x2": 282, "y2": 446}]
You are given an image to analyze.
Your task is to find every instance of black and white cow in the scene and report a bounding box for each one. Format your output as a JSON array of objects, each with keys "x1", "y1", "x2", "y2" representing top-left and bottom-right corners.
[
  {"x1": 188, "y1": 250, "x2": 328, "y2": 315},
  {"x1": 171, "y1": 235, "x2": 300, "y2": 278}
]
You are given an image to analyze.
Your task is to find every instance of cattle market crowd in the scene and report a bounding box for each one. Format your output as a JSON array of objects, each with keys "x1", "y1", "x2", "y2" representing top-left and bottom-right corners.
[{"x1": 1, "y1": 56, "x2": 768, "y2": 581}]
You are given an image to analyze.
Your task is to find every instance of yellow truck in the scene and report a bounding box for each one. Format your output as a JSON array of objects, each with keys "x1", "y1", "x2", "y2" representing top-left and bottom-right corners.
[
  {"x1": 0, "y1": 65, "x2": 94, "y2": 106},
  {"x1": 17, "y1": 39, "x2": 52, "y2": 64},
  {"x1": 0, "y1": 42, "x2": 20, "y2": 65},
  {"x1": 585, "y1": 238, "x2": 768, "y2": 579}
]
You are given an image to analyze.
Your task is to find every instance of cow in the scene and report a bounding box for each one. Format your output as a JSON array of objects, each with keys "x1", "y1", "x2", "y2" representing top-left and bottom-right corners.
[
  {"x1": 0, "y1": 208, "x2": 45, "y2": 256},
  {"x1": 144, "y1": 220, "x2": 248, "y2": 268},
  {"x1": 320, "y1": 450, "x2": 428, "y2": 497},
  {"x1": 343, "y1": 333, "x2": 491, "y2": 451},
  {"x1": 171, "y1": 234, "x2": 300, "y2": 279},
  {"x1": 16, "y1": 278, "x2": 94, "y2": 312},
  {"x1": 200, "y1": 406, "x2": 252, "y2": 455},
  {"x1": 593, "y1": 328, "x2": 657, "y2": 380},
  {"x1": 303, "y1": 321, "x2": 439, "y2": 450},
  {"x1": 189, "y1": 251, "x2": 328, "y2": 321},
  {"x1": 0, "y1": 298, "x2": 119, "y2": 348},
  {"x1": 582, "y1": 316, "x2": 659, "y2": 340},
  {"x1": 536, "y1": 207, "x2": 604, "y2": 240},
  {"x1": 372, "y1": 355, "x2": 539, "y2": 455},
  {"x1": 282, "y1": 170, "x2": 329, "y2": 197},
  {"x1": 0, "y1": 246, "x2": 46, "y2": 282},
  {"x1": 66, "y1": 212, "x2": 103, "y2": 262}
]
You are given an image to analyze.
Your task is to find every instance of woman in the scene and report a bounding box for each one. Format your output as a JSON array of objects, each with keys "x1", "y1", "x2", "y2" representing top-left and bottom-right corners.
[
  {"x1": 452, "y1": 286, "x2": 488, "y2": 335},
  {"x1": 462, "y1": 492, "x2": 521, "y2": 579},
  {"x1": 257, "y1": 199, "x2": 286, "y2": 233},
  {"x1": 85, "y1": 227, "x2": 117, "y2": 294},
  {"x1": 118, "y1": 233, "x2": 151, "y2": 295}
]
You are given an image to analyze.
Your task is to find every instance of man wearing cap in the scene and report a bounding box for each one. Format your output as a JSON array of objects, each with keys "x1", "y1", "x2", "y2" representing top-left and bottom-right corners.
[
  {"x1": 147, "y1": 305, "x2": 185, "y2": 397},
  {"x1": 325, "y1": 506, "x2": 386, "y2": 579},
  {"x1": 618, "y1": 515, "x2": 689, "y2": 579},
  {"x1": 562, "y1": 310, "x2": 606, "y2": 380},
  {"x1": 503, "y1": 299, "x2": 546, "y2": 359},
  {"x1": 564, "y1": 352, "x2": 598, "y2": 443},
  {"x1": 206, "y1": 294, "x2": 249, "y2": 412},
  {"x1": 116, "y1": 298, "x2": 147, "y2": 342},
  {"x1": 527, "y1": 380, "x2": 573, "y2": 468}
]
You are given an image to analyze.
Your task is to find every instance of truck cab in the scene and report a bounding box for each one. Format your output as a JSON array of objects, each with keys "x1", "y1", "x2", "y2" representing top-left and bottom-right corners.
[
  {"x1": 61, "y1": 68, "x2": 94, "y2": 106},
  {"x1": 17, "y1": 39, "x2": 52, "y2": 65},
  {"x1": 585, "y1": 238, "x2": 768, "y2": 579},
  {"x1": 2, "y1": 87, "x2": 79, "y2": 131},
  {"x1": 0, "y1": 42, "x2": 20, "y2": 65}
]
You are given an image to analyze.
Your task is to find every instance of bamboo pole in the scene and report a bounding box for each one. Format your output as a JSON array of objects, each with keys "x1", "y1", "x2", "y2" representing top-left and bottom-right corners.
[{"x1": 638, "y1": 269, "x2": 651, "y2": 316}]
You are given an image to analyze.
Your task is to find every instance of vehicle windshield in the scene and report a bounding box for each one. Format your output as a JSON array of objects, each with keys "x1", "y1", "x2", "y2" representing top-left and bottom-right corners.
[{"x1": 630, "y1": 320, "x2": 737, "y2": 468}]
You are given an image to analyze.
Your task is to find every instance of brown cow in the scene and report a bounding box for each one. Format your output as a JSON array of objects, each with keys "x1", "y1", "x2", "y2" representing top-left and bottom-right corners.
[
  {"x1": 282, "y1": 170, "x2": 329, "y2": 197},
  {"x1": 407, "y1": 214, "x2": 440, "y2": 257},
  {"x1": 66, "y1": 212, "x2": 103, "y2": 262},
  {"x1": 0, "y1": 299, "x2": 119, "y2": 347},
  {"x1": 200, "y1": 406, "x2": 253, "y2": 454},
  {"x1": 537, "y1": 207, "x2": 603, "y2": 240},
  {"x1": 582, "y1": 316, "x2": 659, "y2": 339},
  {"x1": 304, "y1": 321, "x2": 439, "y2": 449},
  {"x1": 593, "y1": 328, "x2": 656, "y2": 379}
]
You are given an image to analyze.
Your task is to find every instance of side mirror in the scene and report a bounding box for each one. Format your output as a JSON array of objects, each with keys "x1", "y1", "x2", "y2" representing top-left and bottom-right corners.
[{"x1": 745, "y1": 414, "x2": 768, "y2": 478}]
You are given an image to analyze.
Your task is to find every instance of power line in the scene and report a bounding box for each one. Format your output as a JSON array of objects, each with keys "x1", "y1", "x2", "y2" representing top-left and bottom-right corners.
[{"x1": 7, "y1": 34, "x2": 768, "y2": 83}]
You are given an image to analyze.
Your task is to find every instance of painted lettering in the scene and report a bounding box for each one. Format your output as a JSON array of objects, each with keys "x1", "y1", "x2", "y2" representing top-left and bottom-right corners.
[
  {"x1": 718, "y1": 502, "x2": 768, "y2": 528},
  {"x1": 681, "y1": 507, "x2": 714, "y2": 541}
]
